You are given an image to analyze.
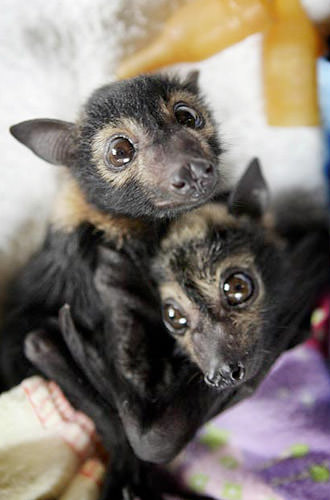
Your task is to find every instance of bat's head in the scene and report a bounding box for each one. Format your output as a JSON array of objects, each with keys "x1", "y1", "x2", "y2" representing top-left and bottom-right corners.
[
  {"x1": 10, "y1": 73, "x2": 222, "y2": 218},
  {"x1": 153, "y1": 159, "x2": 329, "y2": 389}
]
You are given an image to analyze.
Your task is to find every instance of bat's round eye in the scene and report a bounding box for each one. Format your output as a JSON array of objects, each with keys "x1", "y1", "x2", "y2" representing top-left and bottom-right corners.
[
  {"x1": 222, "y1": 272, "x2": 255, "y2": 307},
  {"x1": 163, "y1": 302, "x2": 188, "y2": 335},
  {"x1": 106, "y1": 137, "x2": 135, "y2": 169},
  {"x1": 174, "y1": 102, "x2": 203, "y2": 129}
]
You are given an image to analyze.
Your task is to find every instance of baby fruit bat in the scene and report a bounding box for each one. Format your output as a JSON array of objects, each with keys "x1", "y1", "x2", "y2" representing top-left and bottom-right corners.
[
  {"x1": 24, "y1": 161, "x2": 330, "y2": 498},
  {"x1": 1, "y1": 72, "x2": 223, "y2": 499},
  {"x1": 0, "y1": 71, "x2": 223, "y2": 387}
]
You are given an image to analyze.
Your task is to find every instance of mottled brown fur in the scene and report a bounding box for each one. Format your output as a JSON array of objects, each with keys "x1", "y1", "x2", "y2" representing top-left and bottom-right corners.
[{"x1": 158, "y1": 250, "x2": 265, "y2": 363}]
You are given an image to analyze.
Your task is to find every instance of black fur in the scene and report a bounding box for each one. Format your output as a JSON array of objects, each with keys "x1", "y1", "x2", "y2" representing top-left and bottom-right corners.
[
  {"x1": 2, "y1": 72, "x2": 222, "y2": 385},
  {"x1": 2, "y1": 73, "x2": 225, "y2": 499},
  {"x1": 3, "y1": 73, "x2": 329, "y2": 498},
  {"x1": 151, "y1": 165, "x2": 330, "y2": 388},
  {"x1": 20, "y1": 168, "x2": 330, "y2": 500},
  {"x1": 0, "y1": 223, "x2": 176, "y2": 498},
  {"x1": 156, "y1": 202, "x2": 329, "y2": 365},
  {"x1": 1, "y1": 224, "x2": 101, "y2": 384}
]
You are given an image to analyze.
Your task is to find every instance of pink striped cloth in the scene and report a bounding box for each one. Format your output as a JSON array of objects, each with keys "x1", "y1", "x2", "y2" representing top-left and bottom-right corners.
[{"x1": 0, "y1": 376, "x2": 106, "y2": 500}]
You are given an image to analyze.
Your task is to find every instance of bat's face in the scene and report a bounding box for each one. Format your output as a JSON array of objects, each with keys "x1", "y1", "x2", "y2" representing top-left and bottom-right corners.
[
  {"x1": 76, "y1": 74, "x2": 222, "y2": 218},
  {"x1": 153, "y1": 202, "x2": 285, "y2": 389},
  {"x1": 10, "y1": 74, "x2": 222, "y2": 219},
  {"x1": 154, "y1": 154, "x2": 330, "y2": 391}
]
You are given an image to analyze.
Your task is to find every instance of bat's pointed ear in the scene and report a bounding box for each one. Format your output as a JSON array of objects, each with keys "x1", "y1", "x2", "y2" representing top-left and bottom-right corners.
[
  {"x1": 184, "y1": 70, "x2": 200, "y2": 92},
  {"x1": 228, "y1": 158, "x2": 270, "y2": 219},
  {"x1": 10, "y1": 118, "x2": 75, "y2": 166}
]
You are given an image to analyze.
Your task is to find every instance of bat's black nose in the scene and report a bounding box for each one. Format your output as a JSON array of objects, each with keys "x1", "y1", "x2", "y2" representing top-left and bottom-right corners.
[
  {"x1": 170, "y1": 160, "x2": 215, "y2": 198},
  {"x1": 204, "y1": 361, "x2": 246, "y2": 389}
]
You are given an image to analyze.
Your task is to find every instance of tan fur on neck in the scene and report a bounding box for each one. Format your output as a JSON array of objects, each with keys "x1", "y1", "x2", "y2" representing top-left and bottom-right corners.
[{"x1": 52, "y1": 173, "x2": 146, "y2": 246}]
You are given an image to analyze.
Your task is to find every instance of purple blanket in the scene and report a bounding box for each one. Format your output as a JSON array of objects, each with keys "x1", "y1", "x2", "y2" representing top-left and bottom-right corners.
[{"x1": 172, "y1": 301, "x2": 330, "y2": 500}]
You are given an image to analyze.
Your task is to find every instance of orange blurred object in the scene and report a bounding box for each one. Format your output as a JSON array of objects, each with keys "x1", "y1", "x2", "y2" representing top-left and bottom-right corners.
[
  {"x1": 117, "y1": 0, "x2": 272, "y2": 79},
  {"x1": 263, "y1": 0, "x2": 320, "y2": 126}
]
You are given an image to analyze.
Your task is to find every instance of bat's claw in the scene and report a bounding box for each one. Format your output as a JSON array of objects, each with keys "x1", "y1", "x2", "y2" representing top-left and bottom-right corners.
[
  {"x1": 122, "y1": 486, "x2": 135, "y2": 500},
  {"x1": 24, "y1": 330, "x2": 55, "y2": 363}
]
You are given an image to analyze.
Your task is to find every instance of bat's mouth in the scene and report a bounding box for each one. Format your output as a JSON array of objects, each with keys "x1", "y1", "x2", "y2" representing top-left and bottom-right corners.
[{"x1": 153, "y1": 183, "x2": 217, "y2": 211}]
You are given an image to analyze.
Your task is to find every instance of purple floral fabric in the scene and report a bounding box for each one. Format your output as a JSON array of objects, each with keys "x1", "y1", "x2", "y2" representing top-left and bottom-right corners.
[{"x1": 171, "y1": 341, "x2": 330, "y2": 500}]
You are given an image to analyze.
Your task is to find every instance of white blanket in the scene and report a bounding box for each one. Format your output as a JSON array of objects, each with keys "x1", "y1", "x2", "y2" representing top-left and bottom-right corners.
[{"x1": 0, "y1": 376, "x2": 105, "y2": 500}]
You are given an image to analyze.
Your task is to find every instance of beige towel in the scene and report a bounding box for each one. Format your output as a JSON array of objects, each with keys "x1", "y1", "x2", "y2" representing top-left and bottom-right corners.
[{"x1": 0, "y1": 377, "x2": 106, "y2": 500}]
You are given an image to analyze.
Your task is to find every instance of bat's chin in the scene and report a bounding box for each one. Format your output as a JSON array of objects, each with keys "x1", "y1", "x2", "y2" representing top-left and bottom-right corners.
[{"x1": 153, "y1": 190, "x2": 216, "y2": 214}]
